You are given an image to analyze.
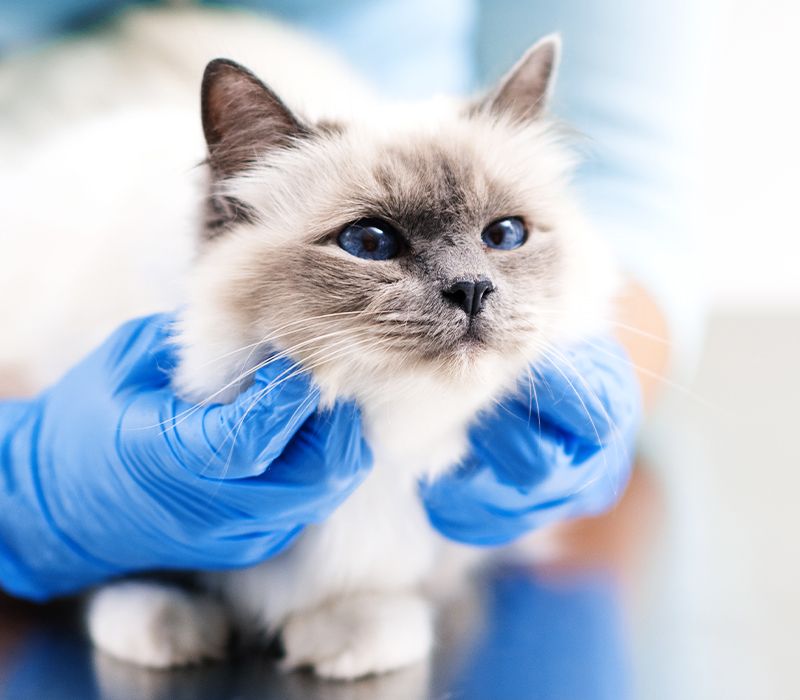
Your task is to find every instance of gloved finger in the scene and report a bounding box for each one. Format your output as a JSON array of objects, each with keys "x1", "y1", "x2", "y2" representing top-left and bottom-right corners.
[
  {"x1": 105, "y1": 313, "x2": 179, "y2": 392},
  {"x1": 424, "y1": 425, "x2": 631, "y2": 547},
  {"x1": 185, "y1": 356, "x2": 320, "y2": 478},
  {"x1": 204, "y1": 401, "x2": 372, "y2": 526},
  {"x1": 526, "y1": 336, "x2": 639, "y2": 444},
  {"x1": 237, "y1": 401, "x2": 370, "y2": 494},
  {"x1": 315, "y1": 401, "x2": 373, "y2": 486},
  {"x1": 470, "y1": 413, "x2": 602, "y2": 492},
  {"x1": 496, "y1": 438, "x2": 631, "y2": 537},
  {"x1": 425, "y1": 456, "x2": 626, "y2": 546}
]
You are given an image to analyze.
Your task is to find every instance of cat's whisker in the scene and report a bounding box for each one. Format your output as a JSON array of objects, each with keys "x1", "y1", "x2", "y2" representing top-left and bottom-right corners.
[
  {"x1": 216, "y1": 336, "x2": 395, "y2": 476},
  {"x1": 228, "y1": 310, "x2": 385, "y2": 380},
  {"x1": 535, "y1": 341, "x2": 637, "y2": 501},
  {"x1": 218, "y1": 329, "x2": 390, "y2": 433},
  {"x1": 214, "y1": 369, "x2": 319, "y2": 482},
  {"x1": 577, "y1": 337, "x2": 716, "y2": 410},
  {"x1": 212, "y1": 314, "x2": 380, "y2": 389},
  {"x1": 200, "y1": 357, "x2": 312, "y2": 482},
  {"x1": 195, "y1": 310, "x2": 379, "y2": 370},
  {"x1": 537, "y1": 342, "x2": 618, "y2": 434},
  {"x1": 508, "y1": 309, "x2": 710, "y2": 406},
  {"x1": 521, "y1": 336, "x2": 643, "y2": 504},
  {"x1": 526, "y1": 364, "x2": 542, "y2": 436},
  {"x1": 534, "y1": 344, "x2": 613, "y2": 487},
  {"x1": 527, "y1": 307, "x2": 671, "y2": 345},
  {"x1": 146, "y1": 328, "x2": 380, "y2": 433}
]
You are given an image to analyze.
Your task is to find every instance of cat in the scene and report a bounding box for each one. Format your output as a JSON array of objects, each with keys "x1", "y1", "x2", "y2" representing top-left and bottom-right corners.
[{"x1": 0, "y1": 6, "x2": 616, "y2": 680}]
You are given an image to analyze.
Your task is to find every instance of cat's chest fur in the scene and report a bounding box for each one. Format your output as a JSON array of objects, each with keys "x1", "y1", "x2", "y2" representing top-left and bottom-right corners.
[{"x1": 208, "y1": 377, "x2": 490, "y2": 631}]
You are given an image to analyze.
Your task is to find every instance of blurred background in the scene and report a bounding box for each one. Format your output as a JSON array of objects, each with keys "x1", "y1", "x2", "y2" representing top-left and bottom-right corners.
[
  {"x1": 698, "y1": 0, "x2": 800, "y2": 309},
  {"x1": 1, "y1": 1, "x2": 799, "y2": 699}
]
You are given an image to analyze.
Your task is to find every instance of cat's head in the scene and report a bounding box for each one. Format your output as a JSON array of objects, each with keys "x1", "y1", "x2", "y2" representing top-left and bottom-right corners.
[{"x1": 176, "y1": 36, "x2": 615, "y2": 406}]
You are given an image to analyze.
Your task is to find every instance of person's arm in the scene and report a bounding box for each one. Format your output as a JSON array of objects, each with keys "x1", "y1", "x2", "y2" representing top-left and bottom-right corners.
[{"x1": 0, "y1": 314, "x2": 371, "y2": 601}]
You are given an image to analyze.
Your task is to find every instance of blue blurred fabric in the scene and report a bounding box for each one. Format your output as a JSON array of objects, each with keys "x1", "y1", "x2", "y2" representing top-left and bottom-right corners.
[
  {"x1": 0, "y1": 0, "x2": 141, "y2": 53},
  {"x1": 0, "y1": 0, "x2": 475, "y2": 97},
  {"x1": 214, "y1": 0, "x2": 476, "y2": 98}
]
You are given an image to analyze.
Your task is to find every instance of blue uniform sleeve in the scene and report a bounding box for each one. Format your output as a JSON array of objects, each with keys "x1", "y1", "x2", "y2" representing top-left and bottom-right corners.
[{"x1": 0, "y1": 0, "x2": 140, "y2": 53}]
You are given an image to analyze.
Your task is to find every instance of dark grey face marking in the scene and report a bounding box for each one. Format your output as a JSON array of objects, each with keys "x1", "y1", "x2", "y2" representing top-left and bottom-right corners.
[
  {"x1": 364, "y1": 144, "x2": 521, "y2": 287},
  {"x1": 372, "y1": 148, "x2": 476, "y2": 244}
]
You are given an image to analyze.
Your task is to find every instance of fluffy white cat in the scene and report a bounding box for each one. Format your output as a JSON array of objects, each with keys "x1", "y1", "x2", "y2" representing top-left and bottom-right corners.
[{"x1": 0, "y1": 6, "x2": 616, "y2": 679}]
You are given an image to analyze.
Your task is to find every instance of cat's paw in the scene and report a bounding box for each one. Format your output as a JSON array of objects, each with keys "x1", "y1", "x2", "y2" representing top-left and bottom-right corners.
[
  {"x1": 87, "y1": 581, "x2": 230, "y2": 668},
  {"x1": 280, "y1": 593, "x2": 433, "y2": 680}
]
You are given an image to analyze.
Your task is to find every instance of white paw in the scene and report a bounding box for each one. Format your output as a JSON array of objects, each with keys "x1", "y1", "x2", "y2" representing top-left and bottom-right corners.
[
  {"x1": 87, "y1": 581, "x2": 230, "y2": 668},
  {"x1": 280, "y1": 593, "x2": 433, "y2": 680}
]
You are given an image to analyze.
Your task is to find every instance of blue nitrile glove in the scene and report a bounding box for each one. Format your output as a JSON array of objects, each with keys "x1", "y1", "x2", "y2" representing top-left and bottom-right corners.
[
  {"x1": 421, "y1": 336, "x2": 641, "y2": 545},
  {"x1": 0, "y1": 314, "x2": 371, "y2": 601}
]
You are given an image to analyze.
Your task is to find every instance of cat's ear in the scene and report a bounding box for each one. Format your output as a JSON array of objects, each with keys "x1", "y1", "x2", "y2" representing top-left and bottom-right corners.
[
  {"x1": 201, "y1": 58, "x2": 310, "y2": 176},
  {"x1": 478, "y1": 34, "x2": 561, "y2": 122}
]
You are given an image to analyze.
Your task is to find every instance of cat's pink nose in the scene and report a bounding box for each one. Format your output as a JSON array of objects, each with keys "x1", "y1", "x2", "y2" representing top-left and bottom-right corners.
[{"x1": 442, "y1": 279, "x2": 494, "y2": 316}]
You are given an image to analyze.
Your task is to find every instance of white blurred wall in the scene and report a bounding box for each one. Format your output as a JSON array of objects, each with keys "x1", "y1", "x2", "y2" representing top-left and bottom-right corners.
[{"x1": 699, "y1": 0, "x2": 800, "y2": 309}]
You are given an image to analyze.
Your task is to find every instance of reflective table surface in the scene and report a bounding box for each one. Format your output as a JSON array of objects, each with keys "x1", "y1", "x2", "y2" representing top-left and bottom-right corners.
[
  {"x1": 0, "y1": 559, "x2": 638, "y2": 700},
  {"x1": 1, "y1": 312, "x2": 798, "y2": 700}
]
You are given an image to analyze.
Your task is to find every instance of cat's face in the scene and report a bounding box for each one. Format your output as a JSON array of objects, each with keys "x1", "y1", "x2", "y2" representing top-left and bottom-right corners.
[{"x1": 178, "y1": 37, "x2": 614, "y2": 403}]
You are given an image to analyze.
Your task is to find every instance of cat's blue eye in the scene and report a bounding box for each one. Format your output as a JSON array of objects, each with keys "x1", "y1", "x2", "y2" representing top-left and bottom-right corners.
[
  {"x1": 338, "y1": 219, "x2": 401, "y2": 260},
  {"x1": 481, "y1": 217, "x2": 527, "y2": 250}
]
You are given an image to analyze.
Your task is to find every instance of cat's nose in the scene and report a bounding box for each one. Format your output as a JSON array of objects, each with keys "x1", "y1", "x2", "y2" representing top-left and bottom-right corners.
[{"x1": 442, "y1": 278, "x2": 494, "y2": 316}]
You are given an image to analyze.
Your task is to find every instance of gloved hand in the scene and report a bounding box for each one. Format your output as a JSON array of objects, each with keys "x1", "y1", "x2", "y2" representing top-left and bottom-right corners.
[
  {"x1": 0, "y1": 314, "x2": 371, "y2": 601},
  {"x1": 420, "y1": 336, "x2": 641, "y2": 545}
]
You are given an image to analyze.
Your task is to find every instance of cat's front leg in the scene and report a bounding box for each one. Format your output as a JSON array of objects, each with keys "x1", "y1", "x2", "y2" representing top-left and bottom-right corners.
[
  {"x1": 280, "y1": 592, "x2": 433, "y2": 680},
  {"x1": 87, "y1": 581, "x2": 230, "y2": 668}
]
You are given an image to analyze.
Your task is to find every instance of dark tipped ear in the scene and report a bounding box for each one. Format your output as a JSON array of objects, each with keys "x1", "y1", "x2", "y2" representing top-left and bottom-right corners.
[
  {"x1": 479, "y1": 34, "x2": 561, "y2": 122},
  {"x1": 201, "y1": 58, "x2": 309, "y2": 176}
]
